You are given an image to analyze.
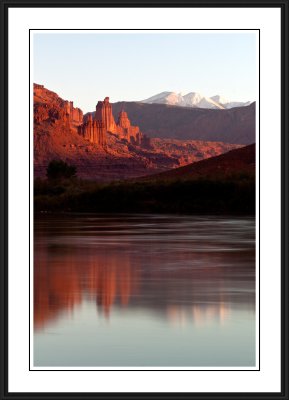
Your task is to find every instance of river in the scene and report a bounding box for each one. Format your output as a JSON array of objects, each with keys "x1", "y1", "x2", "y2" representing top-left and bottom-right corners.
[{"x1": 34, "y1": 214, "x2": 256, "y2": 368}]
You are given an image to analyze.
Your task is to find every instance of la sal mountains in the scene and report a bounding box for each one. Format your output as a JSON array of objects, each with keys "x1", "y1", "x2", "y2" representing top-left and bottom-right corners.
[
  {"x1": 141, "y1": 91, "x2": 251, "y2": 109},
  {"x1": 34, "y1": 84, "x2": 255, "y2": 181}
]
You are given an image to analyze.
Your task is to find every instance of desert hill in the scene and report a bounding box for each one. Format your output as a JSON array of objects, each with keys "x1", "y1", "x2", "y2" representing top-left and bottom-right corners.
[{"x1": 141, "y1": 143, "x2": 255, "y2": 182}]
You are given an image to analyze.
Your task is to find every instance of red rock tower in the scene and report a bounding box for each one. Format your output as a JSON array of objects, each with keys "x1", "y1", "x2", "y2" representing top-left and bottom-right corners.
[
  {"x1": 78, "y1": 96, "x2": 146, "y2": 148},
  {"x1": 95, "y1": 97, "x2": 117, "y2": 133},
  {"x1": 78, "y1": 113, "x2": 107, "y2": 147},
  {"x1": 117, "y1": 110, "x2": 131, "y2": 129},
  {"x1": 115, "y1": 109, "x2": 142, "y2": 145}
]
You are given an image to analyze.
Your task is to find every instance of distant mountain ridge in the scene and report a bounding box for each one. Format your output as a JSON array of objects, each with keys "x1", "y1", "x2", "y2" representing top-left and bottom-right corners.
[
  {"x1": 141, "y1": 91, "x2": 251, "y2": 110},
  {"x1": 112, "y1": 101, "x2": 256, "y2": 144}
]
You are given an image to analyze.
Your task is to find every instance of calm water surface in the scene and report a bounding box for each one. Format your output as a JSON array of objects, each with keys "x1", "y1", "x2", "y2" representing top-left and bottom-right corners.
[{"x1": 34, "y1": 214, "x2": 256, "y2": 367}]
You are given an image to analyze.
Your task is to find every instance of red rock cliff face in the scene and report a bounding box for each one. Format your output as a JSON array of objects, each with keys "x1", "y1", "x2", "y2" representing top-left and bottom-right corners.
[
  {"x1": 64, "y1": 101, "x2": 83, "y2": 124},
  {"x1": 34, "y1": 83, "x2": 83, "y2": 130}
]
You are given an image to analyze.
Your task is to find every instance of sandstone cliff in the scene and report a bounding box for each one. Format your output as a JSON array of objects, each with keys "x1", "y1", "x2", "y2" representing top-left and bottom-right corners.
[
  {"x1": 34, "y1": 83, "x2": 83, "y2": 130},
  {"x1": 34, "y1": 85, "x2": 180, "y2": 180}
]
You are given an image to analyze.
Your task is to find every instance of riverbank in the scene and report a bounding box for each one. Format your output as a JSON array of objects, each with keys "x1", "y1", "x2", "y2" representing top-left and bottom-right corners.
[{"x1": 34, "y1": 173, "x2": 255, "y2": 215}]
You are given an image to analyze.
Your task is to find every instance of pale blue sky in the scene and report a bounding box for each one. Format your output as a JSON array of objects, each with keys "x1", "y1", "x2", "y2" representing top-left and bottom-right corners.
[{"x1": 33, "y1": 32, "x2": 257, "y2": 113}]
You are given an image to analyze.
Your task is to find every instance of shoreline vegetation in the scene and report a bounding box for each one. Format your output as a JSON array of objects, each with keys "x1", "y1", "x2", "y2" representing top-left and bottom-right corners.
[{"x1": 34, "y1": 172, "x2": 255, "y2": 215}]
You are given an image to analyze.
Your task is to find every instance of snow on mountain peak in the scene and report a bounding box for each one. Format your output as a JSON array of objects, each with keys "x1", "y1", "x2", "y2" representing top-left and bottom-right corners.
[{"x1": 142, "y1": 91, "x2": 251, "y2": 110}]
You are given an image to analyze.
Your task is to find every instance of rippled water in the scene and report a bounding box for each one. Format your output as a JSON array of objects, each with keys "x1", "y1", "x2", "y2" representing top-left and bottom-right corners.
[{"x1": 34, "y1": 214, "x2": 256, "y2": 367}]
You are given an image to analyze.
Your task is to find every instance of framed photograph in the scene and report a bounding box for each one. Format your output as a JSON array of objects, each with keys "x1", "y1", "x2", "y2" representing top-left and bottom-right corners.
[{"x1": 1, "y1": 0, "x2": 288, "y2": 399}]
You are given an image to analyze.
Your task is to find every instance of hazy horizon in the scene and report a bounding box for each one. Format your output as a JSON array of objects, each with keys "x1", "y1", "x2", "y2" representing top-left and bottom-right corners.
[{"x1": 33, "y1": 31, "x2": 257, "y2": 113}]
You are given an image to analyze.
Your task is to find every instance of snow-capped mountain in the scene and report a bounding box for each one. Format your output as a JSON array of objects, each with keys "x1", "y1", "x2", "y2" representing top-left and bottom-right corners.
[
  {"x1": 141, "y1": 91, "x2": 251, "y2": 110},
  {"x1": 142, "y1": 91, "x2": 186, "y2": 107},
  {"x1": 223, "y1": 101, "x2": 252, "y2": 109},
  {"x1": 210, "y1": 95, "x2": 252, "y2": 109},
  {"x1": 183, "y1": 92, "x2": 225, "y2": 109}
]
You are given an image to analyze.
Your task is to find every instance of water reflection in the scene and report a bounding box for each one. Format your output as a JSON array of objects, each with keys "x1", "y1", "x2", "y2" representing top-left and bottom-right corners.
[
  {"x1": 34, "y1": 214, "x2": 256, "y2": 367},
  {"x1": 34, "y1": 248, "x2": 140, "y2": 326}
]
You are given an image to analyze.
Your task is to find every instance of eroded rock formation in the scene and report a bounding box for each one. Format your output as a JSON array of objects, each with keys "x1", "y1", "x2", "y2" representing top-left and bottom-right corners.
[
  {"x1": 64, "y1": 101, "x2": 83, "y2": 124},
  {"x1": 78, "y1": 114, "x2": 107, "y2": 147},
  {"x1": 34, "y1": 83, "x2": 83, "y2": 129},
  {"x1": 79, "y1": 97, "x2": 148, "y2": 147},
  {"x1": 115, "y1": 110, "x2": 142, "y2": 145},
  {"x1": 95, "y1": 97, "x2": 117, "y2": 133}
]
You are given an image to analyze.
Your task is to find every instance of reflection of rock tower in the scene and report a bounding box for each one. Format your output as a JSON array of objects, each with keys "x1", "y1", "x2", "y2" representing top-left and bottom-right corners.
[
  {"x1": 95, "y1": 97, "x2": 117, "y2": 133},
  {"x1": 96, "y1": 267, "x2": 117, "y2": 318}
]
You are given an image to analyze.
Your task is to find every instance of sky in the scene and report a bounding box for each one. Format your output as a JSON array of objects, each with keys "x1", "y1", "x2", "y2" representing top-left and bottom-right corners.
[{"x1": 33, "y1": 32, "x2": 257, "y2": 113}]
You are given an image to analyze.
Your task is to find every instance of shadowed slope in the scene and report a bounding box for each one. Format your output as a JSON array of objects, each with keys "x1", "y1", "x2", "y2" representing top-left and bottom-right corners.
[{"x1": 112, "y1": 102, "x2": 256, "y2": 144}]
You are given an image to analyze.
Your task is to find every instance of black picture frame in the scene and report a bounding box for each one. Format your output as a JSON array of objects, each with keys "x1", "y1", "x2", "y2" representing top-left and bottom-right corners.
[{"x1": 0, "y1": 0, "x2": 288, "y2": 399}]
